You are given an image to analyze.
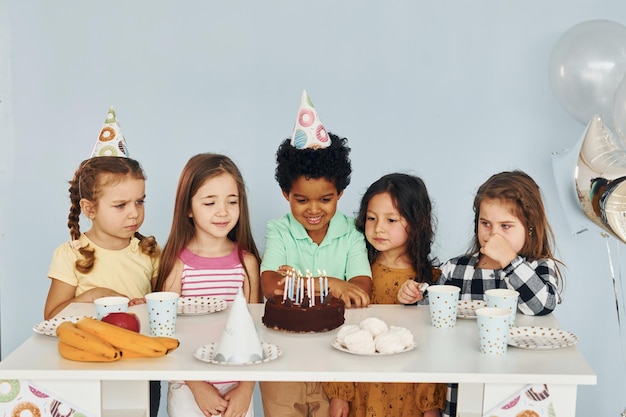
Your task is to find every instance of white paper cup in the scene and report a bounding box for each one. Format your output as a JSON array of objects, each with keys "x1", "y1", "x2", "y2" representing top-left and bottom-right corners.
[
  {"x1": 94, "y1": 296, "x2": 129, "y2": 320},
  {"x1": 145, "y1": 291, "x2": 179, "y2": 336},
  {"x1": 485, "y1": 288, "x2": 519, "y2": 327},
  {"x1": 476, "y1": 307, "x2": 510, "y2": 355},
  {"x1": 428, "y1": 285, "x2": 461, "y2": 329}
]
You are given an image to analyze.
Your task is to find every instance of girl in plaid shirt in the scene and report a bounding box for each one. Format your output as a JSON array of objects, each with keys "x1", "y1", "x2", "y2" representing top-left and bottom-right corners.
[{"x1": 398, "y1": 170, "x2": 563, "y2": 417}]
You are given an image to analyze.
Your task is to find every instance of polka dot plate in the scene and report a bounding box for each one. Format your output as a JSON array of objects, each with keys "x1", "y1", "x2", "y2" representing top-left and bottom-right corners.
[
  {"x1": 194, "y1": 342, "x2": 281, "y2": 365},
  {"x1": 177, "y1": 296, "x2": 229, "y2": 315},
  {"x1": 32, "y1": 315, "x2": 94, "y2": 337},
  {"x1": 508, "y1": 326, "x2": 579, "y2": 349},
  {"x1": 457, "y1": 300, "x2": 486, "y2": 319},
  {"x1": 331, "y1": 339, "x2": 416, "y2": 356}
]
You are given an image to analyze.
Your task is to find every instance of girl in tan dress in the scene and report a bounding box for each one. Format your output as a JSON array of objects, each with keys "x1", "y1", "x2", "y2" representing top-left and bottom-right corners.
[{"x1": 323, "y1": 173, "x2": 446, "y2": 417}]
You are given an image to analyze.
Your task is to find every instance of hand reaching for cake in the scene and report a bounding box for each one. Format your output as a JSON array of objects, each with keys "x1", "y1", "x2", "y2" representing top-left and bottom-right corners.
[{"x1": 329, "y1": 276, "x2": 371, "y2": 308}]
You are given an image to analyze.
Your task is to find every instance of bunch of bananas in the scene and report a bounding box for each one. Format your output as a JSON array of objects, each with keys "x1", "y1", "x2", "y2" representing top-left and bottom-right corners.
[{"x1": 57, "y1": 317, "x2": 180, "y2": 362}]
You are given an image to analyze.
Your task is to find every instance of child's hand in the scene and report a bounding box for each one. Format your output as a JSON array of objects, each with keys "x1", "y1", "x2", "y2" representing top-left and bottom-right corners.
[
  {"x1": 268, "y1": 265, "x2": 295, "y2": 297},
  {"x1": 186, "y1": 381, "x2": 228, "y2": 416},
  {"x1": 329, "y1": 279, "x2": 370, "y2": 308},
  {"x1": 276, "y1": 265, "x2": 295, "y2": 277},
  {"x1": 480, "y1": 233, "x2": 517, "y2": 268},
  {"x1": 397, "y1": 280, "x2": 424, "y2": 304},
  {"x1": 223, "y1": 381, "x2": 254, "y2": 417},
  {"x1": 329, "y1": 397, "x2": 350, "y2": 417},
  {"x1": 128, "y1": 297, "x2": 146, "y2": 306}
]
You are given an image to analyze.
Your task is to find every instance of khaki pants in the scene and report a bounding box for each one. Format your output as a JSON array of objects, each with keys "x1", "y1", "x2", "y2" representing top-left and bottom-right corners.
[{"x1": 259, "y1": 382, "x2": 329, "y2": 417}]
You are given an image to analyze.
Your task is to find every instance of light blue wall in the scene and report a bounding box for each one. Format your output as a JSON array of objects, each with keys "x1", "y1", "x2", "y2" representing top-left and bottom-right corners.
[{"x1": 2, "y1": 1, "x2": 625, "y2": 416}]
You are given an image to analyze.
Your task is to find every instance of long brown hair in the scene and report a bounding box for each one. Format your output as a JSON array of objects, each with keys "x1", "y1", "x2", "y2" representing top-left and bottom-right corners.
[
  {"x1": 469, "y1": 171, "x2": 563, "y2": 284},
  {"x1": 155, "y1": 153, "x2": 260, "y2": 291},
  {"x1": 355, "y1": 173, "x2": 438, "y2": 283},
  {"x1": 68, "y1": 157, "x2": 159, "y2": 273}
]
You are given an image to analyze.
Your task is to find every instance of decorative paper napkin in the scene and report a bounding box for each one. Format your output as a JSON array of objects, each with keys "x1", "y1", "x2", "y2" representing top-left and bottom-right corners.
[
  {"x1": 482, "y1": 384, "x2": 556, "y2": 417},
  {"x1": 0, "y1": 379, "x2": 94, "y2": 417}
]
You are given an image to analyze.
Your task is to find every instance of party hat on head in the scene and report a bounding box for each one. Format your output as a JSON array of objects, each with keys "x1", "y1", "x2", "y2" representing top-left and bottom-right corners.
[
  {"x1": 290, "y1": 90, "x2": 331, "y2": 149},
  {"x1": 213, "y1": 288, "x2": 264, "y2": 364},
  {"x1": 89, "y1": 106, "x2": 129, "y2": 158}
]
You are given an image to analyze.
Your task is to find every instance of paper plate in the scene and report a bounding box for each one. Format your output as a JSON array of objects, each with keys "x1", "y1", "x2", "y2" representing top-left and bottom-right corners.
[
  {"x1": 32, "y1": 315, "x2": 94, "y2": 337},
  {"x1": 177, "y1": 296, "x2": 229, "y2": 315},
  {"x1": 331, "y1": 339, "x2": 416, "y2": 356},
  {"x1": 457, "y1": 300, "x2": 486, "y2": 319},
  {"x1": 508, "y1": 326, "x2": 579, "y2": 349},
  {"x1": 194, "y1": 342, "x2": 281, "y2": 365}
]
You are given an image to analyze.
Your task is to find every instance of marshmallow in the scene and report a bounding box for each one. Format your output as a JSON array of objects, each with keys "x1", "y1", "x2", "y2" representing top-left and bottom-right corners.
[
  {"x1": 387, "y1": 326, "x2": 414, "y2": 348},
  {"x1": 359, "y1": 317, "x2": 389, "y2": 337},
  {"x1": 343, "y1": 329, "x2": 376, "y2": 354},
  {"x1": 336, "y1": 324, "x2": 360, "y2": 345},
  {"x1": 374, "y1": 331, "x2": 405, "y2": 354}
]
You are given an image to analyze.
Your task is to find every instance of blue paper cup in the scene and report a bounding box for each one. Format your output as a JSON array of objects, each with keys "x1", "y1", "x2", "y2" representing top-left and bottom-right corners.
[
  {"x1": 476, "y1": 307, "x2": 510, "y2": 355},
  {"x1": 485, "y1": 288, "x2": 519, "y2": 327},
  {"x1": 428, "y1": 285, "x2": 461, "y2": 329},
  {"x1": 145, "y1": 291, "x2": 179, "y2": 336},
  {"x1": 94, "y1": 296, "x2": 129, "y2": 320}
]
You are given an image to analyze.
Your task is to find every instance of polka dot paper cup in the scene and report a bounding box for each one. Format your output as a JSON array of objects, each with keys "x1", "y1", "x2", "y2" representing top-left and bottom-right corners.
[
  {"x1": 485, "y1": 288, "x2": 519, "y2": 327},
  {"x1": 428, "y1": 285, "x2": 461, "y2": 329},
  {"x1": 94, "y1": 296, "x2": 129, "y2": 320},
  {"x1": 145, "y1": 291, "x2": 179, "y2": 336},
  {"x1": 476, "y1": 307, "x2": 510, "y2": 355}
]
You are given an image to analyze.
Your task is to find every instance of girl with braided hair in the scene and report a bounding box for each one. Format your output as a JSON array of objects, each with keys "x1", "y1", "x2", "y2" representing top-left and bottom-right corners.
[{"x1": 44, "y1": 156, "x2": 159, "y2": 320}]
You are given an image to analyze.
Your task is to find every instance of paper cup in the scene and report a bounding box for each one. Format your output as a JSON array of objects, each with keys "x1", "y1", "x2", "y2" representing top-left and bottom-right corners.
[
  {"x1": 485, "y1": 288, "x2": 519, "y2": 327},
  {"x1": 94, "y1": 296, "x2": 129, "y2": 320},
  {"x1": 428, "y1": 285, "x2": 461, "y2": 329},
  {"x1": 476, "y1": 307, "x2": 510, "y2": 355},
  {"x1": 145, "y1": 291, "x2": 179, "y2": 336}
]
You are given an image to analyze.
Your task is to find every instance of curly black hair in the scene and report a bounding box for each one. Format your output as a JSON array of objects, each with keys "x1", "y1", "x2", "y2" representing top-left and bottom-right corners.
[{"x1": 275, "y1": 132, "x2": 352, "y2": 193}]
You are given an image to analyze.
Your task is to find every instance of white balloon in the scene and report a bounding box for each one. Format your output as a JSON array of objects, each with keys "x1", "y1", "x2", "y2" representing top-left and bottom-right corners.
[
  {"x1": 612, "y1": 74, "x2": 626, "y2": 147},
  {"x1": 548, "y1": 20, "x2": 626, "y2": 129}
]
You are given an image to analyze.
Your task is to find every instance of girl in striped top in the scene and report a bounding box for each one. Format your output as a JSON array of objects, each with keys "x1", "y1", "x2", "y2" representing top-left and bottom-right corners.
[{"x1": 156, "y1": 153, "x2": 261, "y2": 417}]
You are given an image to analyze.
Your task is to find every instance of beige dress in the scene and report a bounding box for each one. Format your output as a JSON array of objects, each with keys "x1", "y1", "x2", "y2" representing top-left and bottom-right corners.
[{"x1": 323, "y1": 263, "x2": 446, "y2": 417}]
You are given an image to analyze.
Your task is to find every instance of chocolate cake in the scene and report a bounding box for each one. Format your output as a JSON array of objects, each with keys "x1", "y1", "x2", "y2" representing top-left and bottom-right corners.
[{"x1": 262, "y1": 295, "x2": 345, "y2": 333}]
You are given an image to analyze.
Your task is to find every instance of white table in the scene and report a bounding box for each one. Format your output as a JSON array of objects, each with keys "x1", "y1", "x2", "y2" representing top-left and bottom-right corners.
[{"x1": 0, "y1": 303, "x2": 596, "y2": 417}]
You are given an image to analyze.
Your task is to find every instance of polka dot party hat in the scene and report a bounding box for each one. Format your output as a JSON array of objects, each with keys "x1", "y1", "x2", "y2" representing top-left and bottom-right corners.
[
  {"x1": 290, "y1": 90, "x2": 331, "y2": 149},
  {"x1": 89, "y1": 106, "x2": 130, "y2": 158}
]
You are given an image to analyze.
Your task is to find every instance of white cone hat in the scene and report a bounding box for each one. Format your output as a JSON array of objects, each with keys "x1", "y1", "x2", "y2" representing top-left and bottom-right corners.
[
  {"x1": 89, "y1": 106, "x2": 130, "y2": 158},
  {"x1": 213, "y1": 288, "x2": 264, "y2": 364},
  {"x1": 290, "y1": 90, "x2": 331, "y2": 149}
]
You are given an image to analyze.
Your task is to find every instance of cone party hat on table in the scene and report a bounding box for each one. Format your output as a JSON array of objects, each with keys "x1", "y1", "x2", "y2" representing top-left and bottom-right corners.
[
  {"x1": 89, "y1": 106, "x2": 130, "y2": 158},
  {"x1": 290, "y1": 90, "x2": 331, "y2": 149},
  {"x1": 213, "y1": 288, "x2": 264, "y2": 364}
]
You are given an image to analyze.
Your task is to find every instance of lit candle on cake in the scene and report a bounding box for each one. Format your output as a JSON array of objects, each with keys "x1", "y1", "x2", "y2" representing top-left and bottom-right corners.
[
  {"x1": 317, "y1": 269, "x2": 323, "y2": 303},
  {"x1": 323, "y1": 270, "x2": 329, "y2": 297}
]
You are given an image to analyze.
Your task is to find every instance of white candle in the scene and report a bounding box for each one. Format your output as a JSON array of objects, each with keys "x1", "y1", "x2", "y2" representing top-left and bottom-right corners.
[
  {"x1": 319, "y1": 276, "x2": 323, "y2": 303},
  {"x1": 283, "y1": 275, "x2": 289, "y2": 301},
  {"x1": 324, "y1": 275, "x2": 328, "y2": 297},
  {"x1": 309, "y1": 277, "x2": 314, "y2": 306},
  {"x1": 296, "y1": 276, "x2": 301, "y2": 303}
]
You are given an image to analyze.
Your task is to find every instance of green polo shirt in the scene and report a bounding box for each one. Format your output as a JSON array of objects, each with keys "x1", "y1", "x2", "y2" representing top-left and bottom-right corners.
[{"x1": 260, "y1": 211, "x2": 372, "y2": 281}]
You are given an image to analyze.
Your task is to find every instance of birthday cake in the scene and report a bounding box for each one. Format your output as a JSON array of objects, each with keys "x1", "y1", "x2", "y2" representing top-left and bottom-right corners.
[{"x1": 262, "y1": 295, "x2": 345, "y2": 333}]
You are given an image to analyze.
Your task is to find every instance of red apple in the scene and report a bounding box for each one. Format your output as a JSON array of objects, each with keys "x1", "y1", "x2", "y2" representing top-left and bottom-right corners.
[{"x1": 101, "y1": 312, "x2": 141, "y2": 333}]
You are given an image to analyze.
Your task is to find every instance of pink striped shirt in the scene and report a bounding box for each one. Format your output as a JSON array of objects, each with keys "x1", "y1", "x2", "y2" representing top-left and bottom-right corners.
[
  {"x1": 178, "y1": 245, "x2": 246, "y2": 386},
  {"x1": 179, "y1": 245, "x2": 245, "y2": 302}
]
